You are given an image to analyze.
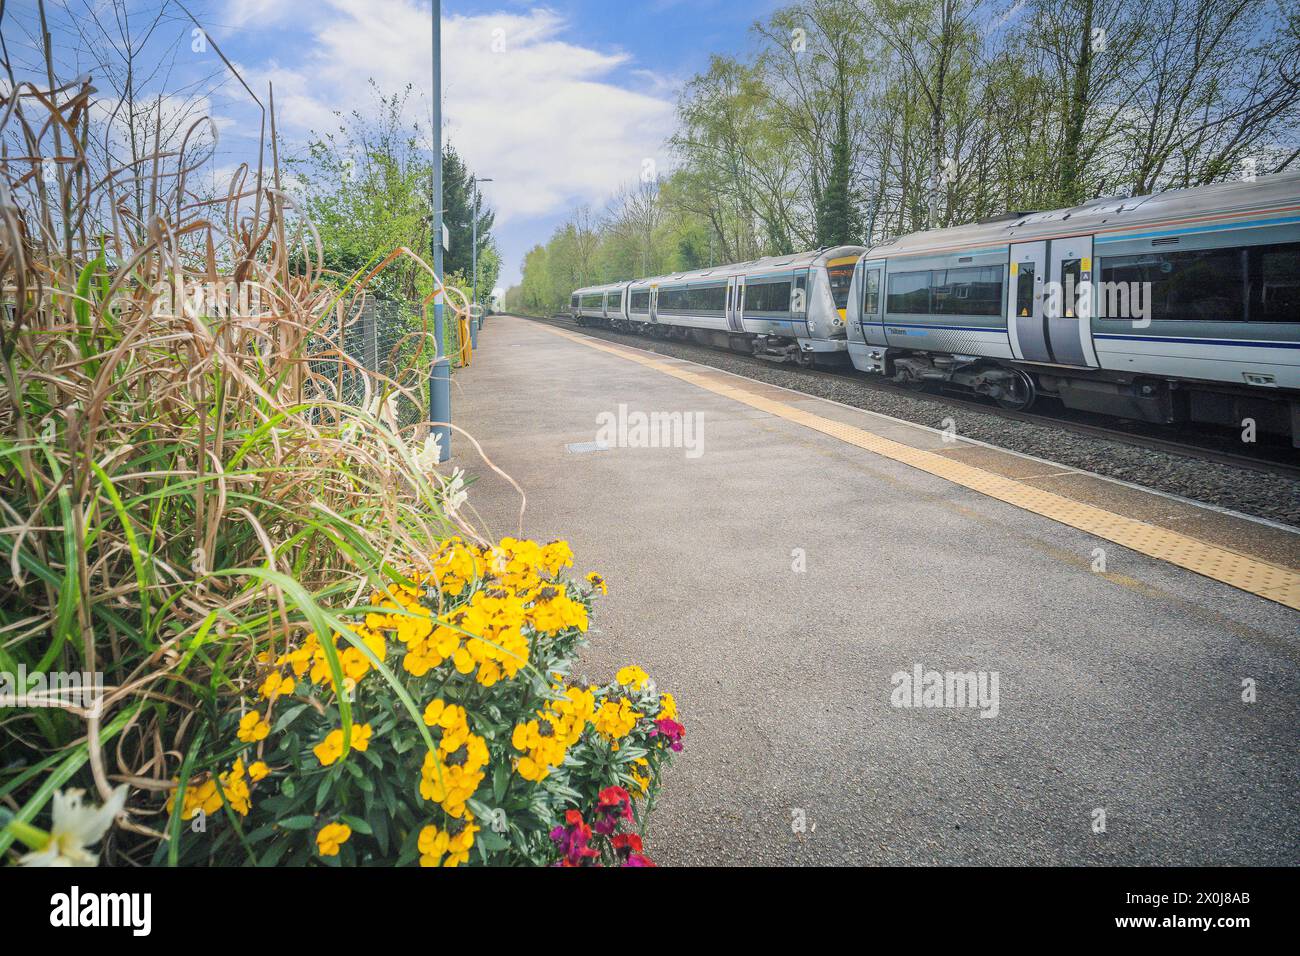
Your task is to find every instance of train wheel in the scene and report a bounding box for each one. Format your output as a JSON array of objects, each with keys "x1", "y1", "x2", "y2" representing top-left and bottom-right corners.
[
  {"x1": 994, "y1": 369, "x2": 1037, "y2": 410},
  {"x1": 897, "y1": 368, "x2": 926, "y2": 390}
]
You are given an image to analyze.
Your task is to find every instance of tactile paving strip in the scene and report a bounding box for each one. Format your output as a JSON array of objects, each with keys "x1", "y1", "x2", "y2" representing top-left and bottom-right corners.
[{"x1": 540, "y1": 324, "x2": 1300, "y2": 611}]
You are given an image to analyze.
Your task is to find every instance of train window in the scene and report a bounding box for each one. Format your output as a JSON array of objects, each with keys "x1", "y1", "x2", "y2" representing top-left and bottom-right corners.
[
  {"x1": 887, "y1": 271, "x2": 930, "y2": 313},
  {"x1": 863, "y1": 269, "x2": 881, "y2": 315},
  {"x1": 1015, "y1": 263, "x2": 1035, "y2": 317},
  {"x1": 657, "y1": 285, "x2": 725, "y2": 312},
  {"x1": 826, "y1": 264, "x2": 854, "y2": 309},
  {"x1": 745, "y1": 281, "x2": 792, "y2": 313},
  {"x1": 888, "y1": 267, "x2": 1003, "y2": 316},
  {"x1": 658, "y1": 287, "x2": 684, "y2": 310},
  {"x1": 1248, "y1": 242, "x2": 1300, "y2": 322},
  {"x1": 1099, "y1": 247, "x2": 1244, "y2": 322},
  {"x1": 931, "y1": 266, "x2": 1003, "y2": 316},
  {"x1": 1058, "y1": 259, "x2": 1082, "y2": 318},
  {"x1": 630, "y1": 291, "x2": 651, "y2": 312}
]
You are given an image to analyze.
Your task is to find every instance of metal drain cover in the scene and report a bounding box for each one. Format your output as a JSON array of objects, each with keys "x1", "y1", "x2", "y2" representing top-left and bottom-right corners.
[{"x1": 565, "y1": 441, "x2": 610, "y2": 454}]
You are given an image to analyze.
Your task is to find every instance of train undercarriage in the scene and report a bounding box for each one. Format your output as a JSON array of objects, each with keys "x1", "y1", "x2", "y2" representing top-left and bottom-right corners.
[{"x1": 881, "y1": 350, "x2": 1300, "y2": 447}]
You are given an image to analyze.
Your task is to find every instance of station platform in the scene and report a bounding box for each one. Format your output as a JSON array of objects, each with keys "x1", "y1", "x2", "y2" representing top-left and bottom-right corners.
[{"x1": 452, "y1": 315, "x2": 1300, "y2": 866}]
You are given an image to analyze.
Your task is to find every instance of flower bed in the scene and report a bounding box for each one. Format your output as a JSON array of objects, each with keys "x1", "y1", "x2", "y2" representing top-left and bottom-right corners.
[{"x1": 162, "y1": 537, "x2": 684, "y2": 867}]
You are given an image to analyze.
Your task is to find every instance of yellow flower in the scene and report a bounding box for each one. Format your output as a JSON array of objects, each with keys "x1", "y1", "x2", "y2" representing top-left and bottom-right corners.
[
  {"x1": 237, "y1": 710, "x2": 270, "y2": 743},
  {"x1": 168, "y1": 758, "x2": 255, "y2": 820},
  {"x1": 657, "y1": 691, "x2": 677, "y2": 721},
  {"x1": 445, "y1": 813, "x2": 480, "y2": 867},
  {"x1": 221, "y1": 760, "x2": 252, "y2": 815},
  {"x1": 339, "y1": 647, "x2": 370, "y2": 682},
  {"x1": 593, "y1": 698, "x2": 642, "y2": 740},
  {"x1": 313, "y1": 724, "x2": 371, "y2": 766},
  {"x1": 419, "y1": 702, "x2": 489, "y2": 816},
  {"x1": 540, "y1": 539, "x2": 574, "y2": 577},
  {"x1": 248, "y1": 761, "x2": 270, "y2": 782},
  {"x1": 314, "y1": 729, "x2": 345, "y2": 767},
  {"x1": 452, "y1": 589, "x2": 530, "y2": 685},
  {"x1": 585, "y1": 571, "x2": 608, "y2": 595},
  {"x1": 418, "y1": 815, "x2": 479, "y2": 867},
  {"x1": 349, "y1": 723, "x2": 373, "y2": 752},
  {"x1": 317, "y1": 822, "x2": 352, "y2": 857},
  {"x1": 630, "y1": 757, "x2": 651, "y2": 796},
  {"x1": 418, "y1": 823, "x2": 450, "y2": 867},
  {"x1": 529, "y1": 585, "x2": 589, "y2": 635},
  {"x1": 167, "y1": 777, "x2": 221, "y2": 820},
  {"x1": 258, "y1": 671, "x2": 295, "y2": 701},
  {"x1": 511, "y1": 716, "x2": 568, "y2": 781},
  {"x1": 616, "y1": 665, "x2": 649, "y2": 690},
  {"x1": 431, "y1": 537, "x2": 482, "y2": 596}
]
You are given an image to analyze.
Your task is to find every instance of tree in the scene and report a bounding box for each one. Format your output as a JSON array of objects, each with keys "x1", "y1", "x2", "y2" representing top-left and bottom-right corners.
[
  {"x1": 441, "y1": 144, "x2": 496, "y2": 287},
  {"x1": 814, "y1": 100, "x2": 861, "y2": 245}
]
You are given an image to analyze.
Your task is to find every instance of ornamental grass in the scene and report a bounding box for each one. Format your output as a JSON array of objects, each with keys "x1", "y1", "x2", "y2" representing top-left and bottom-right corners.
[{"x1": 0, "y1": 43, "x2": 681, "y2": 868}]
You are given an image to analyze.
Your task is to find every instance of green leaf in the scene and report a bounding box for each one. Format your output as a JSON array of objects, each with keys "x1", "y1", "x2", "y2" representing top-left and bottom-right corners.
[{"x1": 278, "y1": 815, "x2": 317, "y2": 830}]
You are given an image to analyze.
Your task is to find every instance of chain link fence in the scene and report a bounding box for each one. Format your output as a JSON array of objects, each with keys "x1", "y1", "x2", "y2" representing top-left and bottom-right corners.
[{"x1": 306, "y1": 296, "x2": 467, "y2": 430}]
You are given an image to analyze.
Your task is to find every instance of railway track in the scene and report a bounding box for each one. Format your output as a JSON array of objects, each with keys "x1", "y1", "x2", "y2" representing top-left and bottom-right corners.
[{"x1": 524, "y1": 313, "x2": 1300, "y2": 482}]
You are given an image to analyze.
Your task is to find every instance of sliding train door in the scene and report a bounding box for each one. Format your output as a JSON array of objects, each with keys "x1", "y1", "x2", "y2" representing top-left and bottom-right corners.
[
  {"x1": 1008, "y1": 241, "x2": 1050, "y2": 362},
  {"x1": 725, "y1": 276, "x2": 745, "y2": 333},
  {"x1": 1046, "y1": 236, "x2": 1098, "y2": 367},
  {"x1": 1008, "y1": 238, "x2": 1098, "y2": 367}
]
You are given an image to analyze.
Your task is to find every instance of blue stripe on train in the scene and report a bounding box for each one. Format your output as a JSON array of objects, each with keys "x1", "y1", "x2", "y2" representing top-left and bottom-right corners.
[
  {"x1": 863, "y1": 321, "x2": 1007, "y2": 334},
  {"x1": 1094, "y1": 333, "x2": 1300, "y2": 349},
  {"x1": 1095, "y1": 214, "x2": 1300, "y2": 243}
]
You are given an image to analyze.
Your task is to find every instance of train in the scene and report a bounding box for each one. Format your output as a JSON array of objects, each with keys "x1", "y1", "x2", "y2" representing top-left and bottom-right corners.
[
  {"x1": 572, "y1": 245, "x2": 865, "y2": 364},
  {"x1": 571, "y1": 173, "x2": 1300, "y2": 447}
]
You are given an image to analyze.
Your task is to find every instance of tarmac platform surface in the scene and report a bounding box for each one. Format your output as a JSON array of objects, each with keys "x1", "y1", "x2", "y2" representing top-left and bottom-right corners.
[{"x1": 451, "y1": 315, "x2": 1299, "y2": 866}]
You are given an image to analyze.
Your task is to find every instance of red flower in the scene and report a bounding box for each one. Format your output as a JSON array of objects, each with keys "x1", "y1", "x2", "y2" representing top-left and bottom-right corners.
[
  {"x1": 594, "y1": 785, "x2": 633, "y2": 834},
  {"x1": 597, "y1": 785, "x2": 632, "y2": 816},
  {"x1": 650, "y1": 718, "x2": 685, "y2": 752},
  {"x1": 550, "y1": 811, "x2": 600, "y2": 866},
  {"x1": 612, "y1": 832, "x2": 643, "y2": 854}
]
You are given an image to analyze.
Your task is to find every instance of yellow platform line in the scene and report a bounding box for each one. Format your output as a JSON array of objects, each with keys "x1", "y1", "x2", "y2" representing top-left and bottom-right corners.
[{"x1": 539, "y1": 324, "x2": 1300, "y2": 611}]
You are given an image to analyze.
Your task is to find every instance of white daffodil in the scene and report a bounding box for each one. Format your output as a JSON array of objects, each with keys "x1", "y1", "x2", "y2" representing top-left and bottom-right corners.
[
  {"x1": 16, "y1": 784, "x2": 128, "y2": 867},
  {"x1": 441, "y1": 468, "x2": 468, "y2": 514},
  {"x1": 413, "y1": 432, "x2": 443, "y2": 472}
]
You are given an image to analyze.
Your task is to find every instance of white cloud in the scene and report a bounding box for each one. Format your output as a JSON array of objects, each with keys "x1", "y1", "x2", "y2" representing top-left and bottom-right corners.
[{"x1": 229, "y1": 1, "x2": 677, "y2": 231}]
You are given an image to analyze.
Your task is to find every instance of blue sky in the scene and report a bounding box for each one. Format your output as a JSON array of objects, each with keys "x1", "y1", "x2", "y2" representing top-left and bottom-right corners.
[{"x1": 13, "y1": 0, "x2": 782, "y2": 288}]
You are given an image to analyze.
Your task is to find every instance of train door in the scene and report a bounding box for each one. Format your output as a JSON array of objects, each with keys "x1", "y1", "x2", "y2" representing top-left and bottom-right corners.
[
  {"x1": 859, "y1": 260, "x2": 885, "y2": 344},
  {"x1": 1008, "y1": 242, "x2": 1050, "y2": 362},
  {"x1": 1008, "y1": 239, "x2": 1098, "y2": 366},
  {"x1": 726, "y1": 276, "x2": 745, "y2": 332},
  {"x1": 1046, "y1": 236, "x2": 1098, "y2": 367},
  {"x1": 650, "y1": 285, "x2": 658, "y2": 323}
]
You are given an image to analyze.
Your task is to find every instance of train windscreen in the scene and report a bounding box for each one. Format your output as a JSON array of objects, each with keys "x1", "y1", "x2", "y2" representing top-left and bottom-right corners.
[{"x1": 826, "y1": 263, "x2": 854, "y2": 310}]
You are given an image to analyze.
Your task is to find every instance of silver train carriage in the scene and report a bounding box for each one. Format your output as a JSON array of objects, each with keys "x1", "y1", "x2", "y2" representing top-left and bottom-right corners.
[
  {"x1": 845, "y1": 172, "x2": 1300, "y2": 445},
  {"x1": 571, "y1": 283, "x2": 627, "y2": 326},
  {"x1": 572, "y1": 246, "x2": 865, "y2": 365}
]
